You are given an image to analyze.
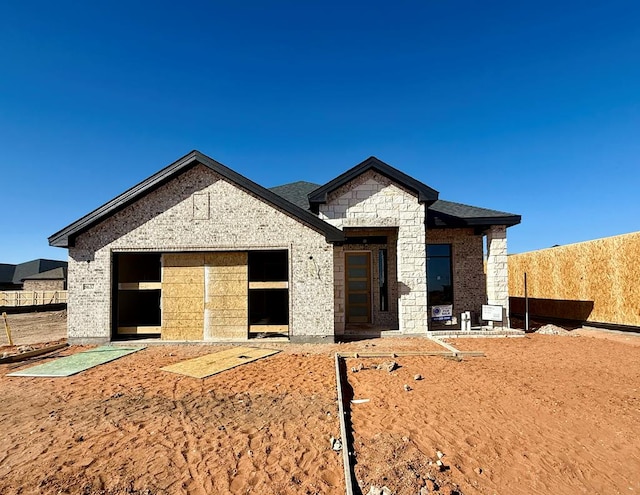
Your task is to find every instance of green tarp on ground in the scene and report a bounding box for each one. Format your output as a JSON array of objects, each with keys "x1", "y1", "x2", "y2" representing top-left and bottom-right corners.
[{"x1": 7, "y1": 345, "x2": 145, "y2": 377}]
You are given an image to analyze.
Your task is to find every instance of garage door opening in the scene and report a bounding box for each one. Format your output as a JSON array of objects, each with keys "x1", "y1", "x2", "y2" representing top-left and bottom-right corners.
[
  {"x1": 248, "y1": 250, "x2": 289, "y2": 338},
  {"x1": 113, "y1": 253, "x2": 161, "y2": 339}
]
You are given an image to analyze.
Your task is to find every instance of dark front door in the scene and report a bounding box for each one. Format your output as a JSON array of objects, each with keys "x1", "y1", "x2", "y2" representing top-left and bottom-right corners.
[{"x1": 345, "y1": 252, "x2": 371, "y2": 324}]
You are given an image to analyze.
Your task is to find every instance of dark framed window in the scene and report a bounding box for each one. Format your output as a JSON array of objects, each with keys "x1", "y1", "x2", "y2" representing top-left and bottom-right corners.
[
  {"x1": 427, "y1": 244, "x2": 453, "y2": 306},
  {"x1": 378, "y1": 249, "x2": 388, "y2": 311}
]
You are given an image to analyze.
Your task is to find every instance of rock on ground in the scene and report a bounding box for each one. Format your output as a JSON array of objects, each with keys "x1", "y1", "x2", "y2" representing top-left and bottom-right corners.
[{"x1": 536, "y1": 324, "x2": 570, "y2": 335}]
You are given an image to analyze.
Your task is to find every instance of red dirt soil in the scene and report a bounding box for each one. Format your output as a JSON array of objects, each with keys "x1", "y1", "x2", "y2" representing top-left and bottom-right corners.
[{"x1": 0, "y1": 315, "x2": 639, "y2": 494}]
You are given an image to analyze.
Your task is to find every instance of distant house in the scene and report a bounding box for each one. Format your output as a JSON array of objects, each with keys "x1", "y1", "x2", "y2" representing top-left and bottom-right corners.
[
  {"x1": 22, "y1": 266, "x2": 67, "y2": 291},
  {"x1": 49, "y1": 151, "x2": 520, "y2": 344},
  {"x1": 0, "y1": 259, "x2": 68, "y2": 291}
]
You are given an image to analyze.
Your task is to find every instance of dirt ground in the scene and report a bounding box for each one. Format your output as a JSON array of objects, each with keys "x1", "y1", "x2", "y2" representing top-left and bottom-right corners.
[
  {"x1": 0, "y1": 310, "x2": 67, "y2": 347},
  {"x1": 0, "y1": 312, "x2": 639, "y2": 495}
]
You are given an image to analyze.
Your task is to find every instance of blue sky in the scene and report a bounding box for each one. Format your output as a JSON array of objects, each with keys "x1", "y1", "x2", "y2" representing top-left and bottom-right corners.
[{"x1": 1, "y1": 1, "x2": 638, "y2": 263}]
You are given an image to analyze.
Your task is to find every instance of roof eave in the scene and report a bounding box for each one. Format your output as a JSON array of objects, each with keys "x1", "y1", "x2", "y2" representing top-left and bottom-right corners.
[{"x1": 427, "y1": 214, "x2": 522, "y2": 229}]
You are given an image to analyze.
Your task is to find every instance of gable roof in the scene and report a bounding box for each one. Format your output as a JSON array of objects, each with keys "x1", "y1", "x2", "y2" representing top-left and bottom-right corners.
[
  {"x1": 271, "y1": 181, "x2": 521, "y2": 229},
  {"x1": 308, "y1": 156, "x2": 439, "y2": 213},
  {"x1": 49, "y1": 151, "x2": 345, "y2": 247},
  {"x1": 427, "y1": 200, "x2": 521, "y2": 228}
]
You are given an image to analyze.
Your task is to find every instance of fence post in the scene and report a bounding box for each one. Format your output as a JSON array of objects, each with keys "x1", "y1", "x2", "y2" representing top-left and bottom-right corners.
[{"x1": 524, "y1": 272, "x2": 529, "y2": 332}]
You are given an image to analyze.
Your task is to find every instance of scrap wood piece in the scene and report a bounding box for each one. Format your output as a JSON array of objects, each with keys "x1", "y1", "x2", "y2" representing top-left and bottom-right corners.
[
  {"x1": 3, "y1": 312, "x2": 13, "y2": 346},
  {"x1": 7, "y1": 345, "x2": 145, "y2": 377},
  {"x1": 161, "y1": 346, "x2": 280, "y2": 379},
  {"x1": 334, "y1": 353, "x2": 356, "y2": 495},
  {"x1": 429, "y1": 337, "x2": 484, "y2": 357},
  {"x1": 337, "y1": 350, "x2": 484, "y2": 359},
  {"x1": 0, "y1": 343, "x2": 68, "y2": 364}
]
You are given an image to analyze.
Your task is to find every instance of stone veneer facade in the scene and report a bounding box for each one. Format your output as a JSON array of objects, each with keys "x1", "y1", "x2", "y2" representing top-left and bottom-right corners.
[
  {"x1": 319, "y1": 170, "x2": 428, "y2": 334},
  {"x1": 67, "y1": 165, "x2": 334, "y2": 344},
  {"x1": 426, "y1": 228, "x2": 486, "y2": 323},
  {"x1": 485, "y1": 225, "x2": 509, "y2": 325}
]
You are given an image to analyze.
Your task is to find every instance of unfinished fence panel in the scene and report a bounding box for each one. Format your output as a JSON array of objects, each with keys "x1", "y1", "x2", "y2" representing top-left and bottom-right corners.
[
  {"x1": 0, "y1": 290, "x2": 68, "y2": 308},
  {"x1": 508, "y1": 231, "x2": 640, "y2": 327}
]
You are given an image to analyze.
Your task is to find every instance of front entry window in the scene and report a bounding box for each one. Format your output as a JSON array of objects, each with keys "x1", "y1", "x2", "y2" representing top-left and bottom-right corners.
[{"x1": 427, "y1": 244, "x2": 453, "y2": 306}]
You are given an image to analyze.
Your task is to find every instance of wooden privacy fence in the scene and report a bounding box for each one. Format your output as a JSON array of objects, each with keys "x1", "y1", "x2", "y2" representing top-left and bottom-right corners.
[
  {"x1": 508, "y1": 231, "x2": 640, "y2": 327},
  {"x1": 0, "y1": 290, "x2": 68, "y2": 307}
]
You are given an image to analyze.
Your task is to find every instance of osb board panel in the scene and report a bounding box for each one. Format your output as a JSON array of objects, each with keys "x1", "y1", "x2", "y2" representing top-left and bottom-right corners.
[
  {"x1": 162, "y1": 270, "x2": 205, "y2": 284},
  {"x1": 162, "y1": 298, "x2": 204, "y2": 313},
  {"x1": 208, "y1": 318, "x2": 247, "y2": 327},
  {"x1": 162, "y1": 253, "x2": 205, "y2": 340},
  {"x1": 207, "y1": 296, "x2": 248, "y2": 311},
  {"x1": 206, "y1": 309, "x2": 247, "y2": 319},
  {"x1": 508, "y1": 231, "x2": 640, "y2": 326},
  {"x1": 162, "y1": 284, "x2": 205, "y2": 299},
  {"x1": 207, "y1": 281, "x2": 247, "y2": 295},
  {"x1": 205, "y1": 252, "x2": 248, "y2": 266},
  {"x1": 206, "y1": 325, "x2": 248, "y2": 338},
  {"x1": 161, "y1": 347, "x2": 280, "y2": 379},
  {"x1": 206, "y1": 252, "x2": 248, "y2": 340},
  {"x1": 509, "y1": 297, "x2": 595, "y2": 322},
  {"x1": 163, "y1": 253, "x2": 206, "y2": 267}
]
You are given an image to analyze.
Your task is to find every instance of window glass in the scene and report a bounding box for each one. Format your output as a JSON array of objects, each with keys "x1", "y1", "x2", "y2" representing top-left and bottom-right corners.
[
  {"x1": 427, "y1": 244, "x2": 451, "y2": 257},
  {"x1": 347, "y1": 267, "x2": 368, "y2": 278},
  {"x1": 347, "y1": 254, "x2": 368, "y2": 266},
  {"x1": 378, "y1": 249, "x2": 388, "y2": 311},
  {"x1": 348, "y1": 280, "x2": 368, "y2": 291},
  {"x1": 349, "y1": 293, "x2": 369, "y2": 304},
  {"x1": 427, "y1": 244, "x2": 453, "y2": 306}
]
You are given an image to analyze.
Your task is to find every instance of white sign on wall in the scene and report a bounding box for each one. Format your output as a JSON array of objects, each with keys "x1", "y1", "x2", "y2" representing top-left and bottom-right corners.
[
  {"x1": 431, "y1": 305, "x2": 453, "y2": 321},
  {"x1": 482, "y1": 304, "x2": 503, "y2": 322}
]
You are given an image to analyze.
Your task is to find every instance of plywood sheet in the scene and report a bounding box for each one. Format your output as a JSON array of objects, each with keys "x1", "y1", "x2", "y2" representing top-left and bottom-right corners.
[
  {"x1": 8, "y1": 346, "x2": 145, "y2": 377},
  {"x1": 508, "y1": 231, "x2": 640, "y2": 326},
  {"x1": 205, "y1": 252, "x2": 248, "y2": 340},
  {"x1": 161, "y1": 346, "x2": 279, "y2": 379},
  {"x1": 162, "y1": 253, "x2": 205, "y2": 340}
]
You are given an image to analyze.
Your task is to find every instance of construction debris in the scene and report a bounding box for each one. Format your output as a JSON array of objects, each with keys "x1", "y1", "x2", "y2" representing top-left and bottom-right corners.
[
  {"x1": 536, "y1": 324, "x2": 571, "y2": 335},
  {"x1": 377, "y1": 360, "x2": 398, "y2": 372},
  {"x1": 351, "y1": 362, "x2": 364, "y2": 373},
  {"x1": 366, "y1": 486, "x2": 393, "y2": 495},
  {"x1": 330, "y1": 435, "x2": 342, "y2": 451}
]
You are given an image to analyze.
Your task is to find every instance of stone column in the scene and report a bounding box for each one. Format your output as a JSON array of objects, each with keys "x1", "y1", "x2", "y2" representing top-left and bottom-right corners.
[
  {"x1": 397, "y1": 223, "x2": 429, "y2": 334},
  {"x1": 486, "y1": 225, "x2": 509, "y2": 327}
]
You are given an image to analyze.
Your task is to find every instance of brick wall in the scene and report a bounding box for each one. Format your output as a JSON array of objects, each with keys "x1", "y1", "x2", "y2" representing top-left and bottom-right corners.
[
  {"x1": 22, "y1": 279, "x2": 65, "y2": 291},
  {"x1": 68, "y1": 164, "x2": 334, "y2": 343}
]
